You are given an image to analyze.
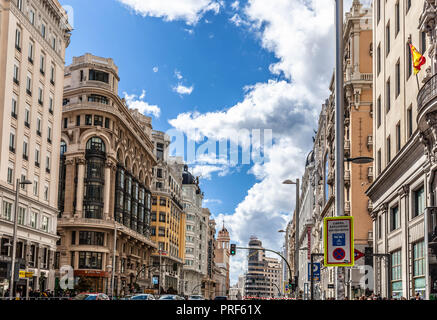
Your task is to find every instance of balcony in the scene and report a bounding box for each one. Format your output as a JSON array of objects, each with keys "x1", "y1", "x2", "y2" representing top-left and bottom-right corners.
[{"x1": 418, "y1": 73, "x2": 437, "y2": 131}]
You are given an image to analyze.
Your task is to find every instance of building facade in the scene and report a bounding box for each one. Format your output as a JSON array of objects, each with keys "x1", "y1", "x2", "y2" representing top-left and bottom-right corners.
[
  {"x1": 214, "y1": 222, "x2": 230, "y2": 296},
  {"x1": 56, "y1": 53, "x2": 157, "y2": 295},
  {"x1": 150, "y1": 131, "x2": 185, "y2": 294},
  {"x1": 367, "y1": 0, "x2": 437, "y2": 300},
  {"x1": 0, "y1": 0, "x2": 71, "y2": 296}
]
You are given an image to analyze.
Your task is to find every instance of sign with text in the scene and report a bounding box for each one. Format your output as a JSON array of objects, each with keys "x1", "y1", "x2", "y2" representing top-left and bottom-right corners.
[
  {"x1": 308, "y1": 262, "x2": 321, "y2": 281},
  {"x1": 323, "y1": 216, "x2": 354, "y2": 267}
]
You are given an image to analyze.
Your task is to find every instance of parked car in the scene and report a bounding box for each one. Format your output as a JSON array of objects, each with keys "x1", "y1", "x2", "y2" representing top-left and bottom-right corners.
[
  {"x1": 159, "y1": 295, "x2": 185, "y2": 300},
  {"x1": 214, "y1": 296, "x2": 228, "y2": 300},
  {"x1": 73, "y1": 293, "x2": 110, "y2": 300},
  {"x1": 188, "y1": 295, "x2": 205, "y2": 300},
  {"x1": 130, "y1": 294, "x2": 155, "y2": 300}
]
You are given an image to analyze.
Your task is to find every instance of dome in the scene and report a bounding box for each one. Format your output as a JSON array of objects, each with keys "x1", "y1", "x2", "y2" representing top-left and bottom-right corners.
[{"x1": 182, "y1": 165, "x2": 196, "y2": 185}]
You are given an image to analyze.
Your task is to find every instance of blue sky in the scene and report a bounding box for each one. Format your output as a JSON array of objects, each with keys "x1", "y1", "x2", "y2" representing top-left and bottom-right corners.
[{"x1": 59, "y1": 0, "x2": 365, "y2": 284}]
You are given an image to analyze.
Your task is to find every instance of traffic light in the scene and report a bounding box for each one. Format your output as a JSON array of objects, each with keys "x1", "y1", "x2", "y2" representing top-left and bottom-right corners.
[{"x1": 230, "y1": 244, "x2": 236, "y2": 255}]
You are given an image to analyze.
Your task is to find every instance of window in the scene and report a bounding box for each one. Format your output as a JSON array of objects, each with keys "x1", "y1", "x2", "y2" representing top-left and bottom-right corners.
[
  {"x1": 49, "y1": 96, "x2": 53, "y2": 114},
  {"x1": 79, "y1": 231, "x2": 104, "y2": 246},
  {"x1": 30, "y1": 211, "x2": 37, "y2": 228},
  {"x1": 386, "y1": 22, "x2": 390, "y2": 56},
  {"x1": 407, "y1": 106, "x2": 413, "y2": 138},
  {"x1": 41, "y1": 23, "x2": 46, "y2": 39},
  {"x1": 89, "y1": 69, "x2": 109, "y2": 83},
  {"x1": 387, "y1": 136, "x2": 391, "y2": 164},
  {"x1": 50, "y1": 65, "x2": 55, "y2": 84},
  {"x1": 395, "y1": 60, "x2": 400, "y2": 98},
  {"x1": 85, "y1": 115, "x2": 92, "y2": 125},
  {"x1": 64, "y1": 118, "x2": 68, "y2": 129},
  {"x1": 41, "y1": 216, "x2": 49, "y2": 232},
  {"x1": 86, "y1": 137, "x2": 105, "y2": 152},
  {"x1": 157, "y1": 168, "x2": 163, "y2": 178},
  {"x1": 28, "y1": 42, "x2": 34, "y2": 63},
  {"x1": 20, "y1": 169, "x2": 27, "y2": 190},
  {"x1": 7, "y1": 162, "x2": 14, "y2": 184},
  {"x1": 37, "y1": 116, "x2": 42, "y2": 136},
  {"x1": 377, "y1": 0, "x2": 380, "y2": 23},
  {"x1": 23, "y1": 136, "x2": 29, "y2": 160},
  {"x1": 377, "y1": 96, "x2": 381, "y2": 128},
  {"x1": 60, "y1": 141, "x2": 67, "y2": 155},
  {"x1": 3, "y1": 201, "x2": 12, "y2": 221},
  {"x1": 94, "y1": 115, "x2": 103, "y2": 126},
  {"x1": 104, "y1": 118, "x2": 110, "y2": 129},
  {"x1": 391, "y1": 250, "x2": 402, "y2": 299},
  {"x1": 24, "y1": 107, "x2": 30, "y2": 127},
  {"x1": 13, "y1": 64, "x2": 19, "y2": 84},
  {"x1": 413, "y1": 241, "x2": 426, "y2": 297},
  {"x1": 38, "y1": 87, "x2": 43, "y2": 105},
  {"x1": 390, "y1": 205, "x2": 399, "y2": 231},
  {"x1": 9, "y1": 129, "x2": 16, "y2": 153},
  {"x1": 157, "y1": 143, "x2": 164, "y2": 160},
  {"x1": 413, "y1": 186, "x2": 425, "y2": 218},
  {"x1": 47, "y1": 125, "x2": 52, "y2": 144},
  {"x1": 78, "y1": 252, "x2": 103, "y2": 270},
  {"x1": 76, "y1": 115, "x2": 81, "y2": 126},
  {"x1": 396, "y1": 122, "x2": 401, "y2": 153},
  {"x1": 33, "y1": 176, "x2": 39, "y2": 196},
  {"x1": 17, "y1": 0, "x2": 22, "y2": 10},
  {"x1": 151, "y1": 212, "x2": 156, "y2": 222},
  {"x1": 395, "y1": 2, "x2": 400, "y2": 37},
  {"x1": 35, "y1": 145, "x2": 40, "y2": 167},
  {"x1": 158, "y1": 227, "x2": 165, "y2": 237},
  {"x1": 407, "y1": 0, "x2": 411, "y2": 13},
  {"x1": 88, "y1": 95, "x2": 108, "y2": 105},
  {"x1": 26, "y1": 76, "x2": 32, "y2": 95},
  {"x1": 378, "y1": 215, "x2": 382, "y2": 240},
  {"x1": 159, "y1": 212, "x2": 166, "y2": 222},
  {"x1": 71, "y1": 231, "x2": 76, "y2": 245},
  {"x1": 15, "y1": 28, "x2": 21, "y2": 51},
  {"x1": 40, "y1": 55, "x2": 45, "y2": 75},
  {"x1": 51, "y1": 36, "x2": 56, "y2": 50},
  {"x1": 18, "y1": 207, "x2": 26, "y2": 225},
  {"x1": 29, "y1": 8, "x2": 35, "y2": 25},
  {"x1": 46, "y1": 152, "x2": 51, "y2": 173},
  {"x1": 11, "y1": 96, "x2": 18, "y2": 119},
  {"x1": 386, "y1": 78, "x2": 391, "y2": 112}
]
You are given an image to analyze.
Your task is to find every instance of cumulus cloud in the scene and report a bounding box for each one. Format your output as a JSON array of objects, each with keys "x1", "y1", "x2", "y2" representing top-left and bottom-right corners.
[
  {"x1": 118, "y1": 0, "x2": 223, "y2": 25},
  {"x1": 203, "y1": 199, "x2": 223, "y2": 205},
  {"x1": 124, "y1": 90, "x2": 161, "y2": 118},
  {"x1": 173, "y1": 84, "x2": 194, "y2": 95},
  {"x1": 152, "y1": 66, "x2": 159, "y2": 73}
]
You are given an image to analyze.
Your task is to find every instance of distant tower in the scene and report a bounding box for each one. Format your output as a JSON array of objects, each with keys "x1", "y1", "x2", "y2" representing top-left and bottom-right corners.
[{"x1": 215, "y1": 222, "x2": 230, "y2": 294}]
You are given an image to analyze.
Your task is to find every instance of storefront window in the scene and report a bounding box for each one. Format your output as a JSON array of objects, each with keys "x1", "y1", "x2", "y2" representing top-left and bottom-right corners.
[
  {"x1": 391, "y1": 250, "x2": 402, "y2": 299},
  {"x1": 413, "y1": 241, "x2": 426, "y2": 297}
]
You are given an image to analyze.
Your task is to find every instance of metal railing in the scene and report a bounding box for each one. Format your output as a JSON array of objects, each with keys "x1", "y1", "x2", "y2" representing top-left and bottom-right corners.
[{"x1": 418, "y1": 73, "x2": 437, "y2": 113}]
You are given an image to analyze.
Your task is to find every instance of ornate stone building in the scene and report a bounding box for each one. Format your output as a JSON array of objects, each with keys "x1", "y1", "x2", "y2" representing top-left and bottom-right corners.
[
  {"x1": 367, "y1": 0, "x2": 432, "y2": 299},
  {"x1": 0, "y1": 0, "x2": 71, "y2": 296},
  {"x1": 56, "y1": 53, "x2": 157, "y2": 295}
]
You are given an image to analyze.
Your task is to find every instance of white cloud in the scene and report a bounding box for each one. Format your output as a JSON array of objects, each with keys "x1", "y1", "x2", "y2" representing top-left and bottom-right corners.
[
  {"x1": 184, "y1": 28, "x2": 194, "y2": 35},
  {"x1": 173, "y1": 84, "x2": 194, "y2": 95},
  {"x1": 168, "y1": 0, "x2": 374, "y2": 285},
  {"x1": 174, "y1": 70, "x2": 184, "y2": 80},
  {"x1": 231, "y1": 1, "x2": 239, "y2": 10},
  {"x1": 152, "y1": 66, "x2": 159, "y2": 73},
  {"x1": 204, "y1": 199, "x2": 223, "y2": 205},
  {"x1": 229, "y1": 13, "x2": 248, "y2": 27},
  {"x1": 118, "y1": 0, "x2": 223, "y2": 25},
  {"x1": 124, "y1": 90, "x2": 161, "y2": 118}
]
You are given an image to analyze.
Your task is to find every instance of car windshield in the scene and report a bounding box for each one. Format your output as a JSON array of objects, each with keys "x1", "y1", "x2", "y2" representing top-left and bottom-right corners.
[
  {"x1": 85, "y1": 295, "x2": 97, "y2": 300},
  {"x1": 159, "y1": 295, "x2": 175, "y2": 300},
  {"x1": 190, "y1": 296, "x2": 203, "y2": 299},
  {"x1": 132, "y1": 295, "x2": 148, "y2": 300},
  {"x1": 74, "y1": 294, "x2": 91, "y2": 300}
]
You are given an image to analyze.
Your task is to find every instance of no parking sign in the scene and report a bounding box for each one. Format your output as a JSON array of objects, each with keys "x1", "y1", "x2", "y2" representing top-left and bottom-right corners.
[{"x1": 323, "y1": 216, "x2": 354, "y2": 267}]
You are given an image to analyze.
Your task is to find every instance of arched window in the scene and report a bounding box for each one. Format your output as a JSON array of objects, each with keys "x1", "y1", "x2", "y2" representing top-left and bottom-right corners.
[
  {"x1": 86, "y1": 137, "x2": 105, "y2": 153},
  {"x1": 60, "y1": 141, "x2": 67, "y2": 155}
]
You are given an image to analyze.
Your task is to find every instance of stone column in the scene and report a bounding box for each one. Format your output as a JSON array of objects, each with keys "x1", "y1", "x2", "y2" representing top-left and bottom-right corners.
[
  {"x1": 103, "y1": 161, "x2": 113, "y2": 219},
  {"x1": 63, "y1": 158, "x2": 76, "y2": 218},
  {"x1": 75, "y1": 157, "x2": 86, "y2": 218}
]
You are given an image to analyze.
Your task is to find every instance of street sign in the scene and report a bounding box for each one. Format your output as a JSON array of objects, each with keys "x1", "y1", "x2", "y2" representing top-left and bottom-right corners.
[
  {"x1": 323, "y1": 216, "x2": 354, "y2": 267},
  {"x1": 19, "y1": 270, "x2": 26, "y2": 279},
  {"x1": 308, "y1": 262, "x2": 321, "y2": 281},
  {"x1": 354, "y1": 249, "x2": 365, "y2": 261}
]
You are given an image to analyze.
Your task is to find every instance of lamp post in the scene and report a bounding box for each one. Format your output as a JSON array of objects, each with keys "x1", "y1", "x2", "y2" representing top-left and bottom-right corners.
[
  {"x1": 9, "y1": 178, "x2": 32, "y2": 300},
  {"x1": 283, "y1": 179, "x2": 300, "y2": 297}
]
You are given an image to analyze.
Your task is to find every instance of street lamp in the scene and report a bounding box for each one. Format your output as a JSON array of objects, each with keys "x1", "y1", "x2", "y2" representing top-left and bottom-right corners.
[
  {"x1": 345, "y1": 157, "x2": 374, "y2": 164},
  {"x1": 9, "y1": 179, "x2": 32, "y2": 300},
  {"x1": 282, "y1": 178, "x2": 300, "y2": 297}
]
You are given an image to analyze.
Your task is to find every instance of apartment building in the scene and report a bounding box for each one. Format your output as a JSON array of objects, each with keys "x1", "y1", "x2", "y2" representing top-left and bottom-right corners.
[
  {"x1": 0, "y1": 0, "x2": 71, "y2": 296},
  {"x1": 56, "y1": 53, "x2": 157, "y2": 295},
  {"x1": 366, "y1": 0, "x2": 433, "y2": 299},
  {"x1": 150, "y1": 131, "x2": 185, "y2": 294}
]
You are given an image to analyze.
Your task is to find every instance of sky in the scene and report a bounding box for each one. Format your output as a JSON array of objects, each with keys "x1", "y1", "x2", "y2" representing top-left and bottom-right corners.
[{"x1": 59, "y1": 0, "x2": 372, "y2": 285}]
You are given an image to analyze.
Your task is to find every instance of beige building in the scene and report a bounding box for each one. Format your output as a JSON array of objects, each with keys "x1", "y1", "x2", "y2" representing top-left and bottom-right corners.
[
  {"x1": 56, "y1": 53, "x2": 158, "y2": 295},
  {"x1": 0, "y1": 0, "x2": 71, "y2": 296},
  {"x1": 367, "y1": 0, "x2": 437, "y2": 300},
  {"x1": 150, "y1": 131, "x2": 185, "y2": 294},
  {"x1": 214, "y1": 223, "x2": 230, "y2": 295}
]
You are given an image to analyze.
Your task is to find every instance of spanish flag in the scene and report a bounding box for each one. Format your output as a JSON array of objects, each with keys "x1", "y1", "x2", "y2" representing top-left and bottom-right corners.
[{"x1": 409, "y1": 43, "x2": 426, "y2": 75}]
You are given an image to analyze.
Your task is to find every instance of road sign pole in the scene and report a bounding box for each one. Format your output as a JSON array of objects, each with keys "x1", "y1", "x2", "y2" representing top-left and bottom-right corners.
[{"x1": 310, "y1": 254, "x2": 314, "y2": 300}]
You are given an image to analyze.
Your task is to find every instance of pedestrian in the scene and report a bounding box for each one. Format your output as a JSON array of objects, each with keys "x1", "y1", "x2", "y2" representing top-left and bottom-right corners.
[{"x1": 415, "y1": 293, "x2": 423, "y2": 300}]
